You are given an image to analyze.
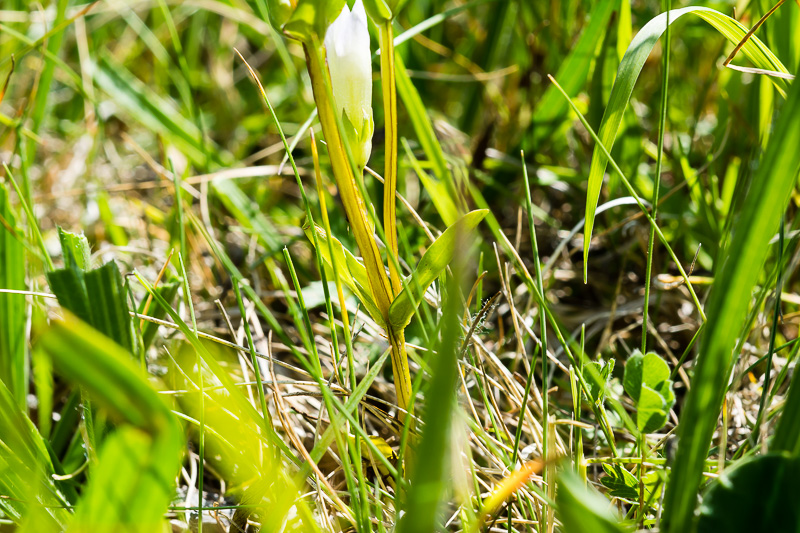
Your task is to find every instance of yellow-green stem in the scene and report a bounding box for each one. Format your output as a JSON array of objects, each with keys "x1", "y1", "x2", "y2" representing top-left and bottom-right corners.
[
  {"x1": 305, "y1": 40, "x2": 412, "y2": 418},
  {"x1": 311, "y1": 131, "x2": 353, "y2": 385},
  {"x1": 380, "y1": 22, "x2": 401, "y2": 296},
  {"x1": 389, "y1": 329, "x2": 413, "y2": 417},
  {"x1": 304, "y1": 43, "x2": 393, "y2": 313}
]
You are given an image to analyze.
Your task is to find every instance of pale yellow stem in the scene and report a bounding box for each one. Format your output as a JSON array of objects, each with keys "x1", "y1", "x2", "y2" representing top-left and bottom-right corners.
[
  {"x1": 305, "y1": 40, "x2": 412, "y2": 418},
  {"x1": 380, "y1": 22, "x2": 402, "y2": 296}
]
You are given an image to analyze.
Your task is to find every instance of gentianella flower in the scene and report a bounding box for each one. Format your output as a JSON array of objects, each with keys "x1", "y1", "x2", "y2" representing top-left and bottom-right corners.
[{"x1": 324, "y1": 0, "x2": 374, "y2": 170}]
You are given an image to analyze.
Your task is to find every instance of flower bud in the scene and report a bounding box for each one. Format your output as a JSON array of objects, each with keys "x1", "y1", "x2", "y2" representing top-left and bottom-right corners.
[
  {"x1": 324, "y1": 0, "x2": 374, "y2": 169},
  {"x1": 362, "y1": 0, "x2": 409, "y2": 22},
  {"x1": 274, "y1": 0, "x2": 346, "y2": 42},
  {"x1": 267, "y1": 0, "x2": 294, "y2": 29}
]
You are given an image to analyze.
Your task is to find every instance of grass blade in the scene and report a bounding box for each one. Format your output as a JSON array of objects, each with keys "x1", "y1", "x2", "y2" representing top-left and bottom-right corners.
[
  {"x1": 556, "y1": 468, "x2": 628, "y2": 533},
  {"x1": 397, "y1": 237, "x2": 467, "y2": 533},
  {"x1": 533, "y1": 0, "x2": 617, "y2": 139},
  {"x1": 582, "y1": 6, "x2": 791, "y2": 279},
  {"x1": 662, "y1": 66, "x2": 800, "y2": 533},
  {"x1": 91, "y1": 54, "x2": 226, "y2": 167},
  {"x1": 0, "y1": 182, "x2": 26, "y2": 409},
  {"x1": 303, "y1": 222, "x2": 385, "y2": 327},
  {"x1": 212, "y1": 178, "x2": 283, "y2": 253},
  {"x1": 38, "y1": 314, "x2": 183, "y2": 532},
  {"x1": 395, "y1": 55, "x2": 461, "y2": 222},
  {"x1": 0, "y1": 378, "x2": 70, "y2": 529}
]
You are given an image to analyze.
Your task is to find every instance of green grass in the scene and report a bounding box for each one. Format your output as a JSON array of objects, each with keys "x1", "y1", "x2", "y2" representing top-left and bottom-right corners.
[{"x1": 1, "y1": 0, "x2": 800, "y2": 531}]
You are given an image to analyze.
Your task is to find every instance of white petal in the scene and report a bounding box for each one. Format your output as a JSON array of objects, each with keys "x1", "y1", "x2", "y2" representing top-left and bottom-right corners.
[{"x1": 324, "y1": 0, "x2": 373, "y2": 167}]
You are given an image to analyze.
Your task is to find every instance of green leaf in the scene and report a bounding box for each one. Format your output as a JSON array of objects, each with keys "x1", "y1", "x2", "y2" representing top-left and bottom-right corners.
[
  {"x1": 585, "y1": 358, "x2": 615, "y2": 404},
  {"x1": 623, "y1": 351, "x2": 674, "y2": 434},
  {"x1": 624, "y1": 351, "x2": 674, "y2": 403},
  {"x1": 58, "y1": 227, "x2": 90, "y2": 272},
  {"x1": 388, "y1": 209, "x2": 487, "y2": 330},
  {"x1": 49, "y1": 229, "x2": 133, "y2": 353},
  {"x1": 636, "y1": 385, "x2": 668, "y2": 435},
  {"x1": 267, "y1": 0, "x2": 295, "y2": 29},
  {"x1": 364, "y1": 0, "x2": 409, "y2": 21},
  {"x1": 84, "y1": 262, "x2": 135, "y2": 354},
  {"x1": 48, "y1": 257, "x2": 134, "y2": 354},
  {"x1": 582, "y1": 7, "x2": 791, "y2": 276},
  {"x1": 283, "y1": 0, "x2": 346, "y2": 42},
  {"x1": 303, "y1": 222, "x2": 386, "y2": 328},
  {"x1": 0, "y1": 183, "x2": 27, "y2": 409},
  {"x1": 47, "y1": 267, "x2": 92, "y2": 324},
  {"x1": 600, "y1": 464, "x2": 639, "y2": 500},
  {"x1": 643, "y1": 470, "x2": 663, "y2": 501},
  {"x1": 386, "y1": 0, "x2": 410, "y2": 17},
  {"x1": 663, "y1": 51, "x2": 800, "y2": 533},
  {"x1": 557, "y1": 468, "x2": 628, "y2": 533},
  {"x1": 0, "y1": 379, "x2": 70, "y2": 529},
  {"x1": 697, "y1": 454, "x2": 800, "y2": 533},
  {"x1": 38, "y1": 315, "x2": 183, "y2": 532}
]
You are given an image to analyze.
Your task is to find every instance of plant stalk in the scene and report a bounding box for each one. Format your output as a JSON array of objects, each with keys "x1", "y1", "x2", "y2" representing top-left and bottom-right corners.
[
  {"x1": 380, "y1": 21, "x2": 402, "y2": 296},
  {"x1": 304, "y1": 40, "x2": 412, "y2": 418}
]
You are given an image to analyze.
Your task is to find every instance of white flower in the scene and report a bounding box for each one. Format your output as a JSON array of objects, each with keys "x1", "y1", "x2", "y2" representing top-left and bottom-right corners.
[{"x1": 324, "y1": 0, "x2": 374, "y2": 169}]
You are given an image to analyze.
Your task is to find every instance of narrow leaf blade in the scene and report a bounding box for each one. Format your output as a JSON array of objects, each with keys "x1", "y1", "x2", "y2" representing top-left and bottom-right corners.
[
  {"x1": 583, "y1": 7, "x2": 791, "y2": 275},
  {"x1": 388, "y1": 209, "x2": 487, "y2": 330}
]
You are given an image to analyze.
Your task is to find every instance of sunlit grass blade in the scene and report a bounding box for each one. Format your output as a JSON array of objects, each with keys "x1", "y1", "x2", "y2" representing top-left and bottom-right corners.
[
  {"x1": 0, "y1": 378, "x2": 70, "y2": 529},
  {"x1": 662, "y1": 68, "x2": 800, "y2": 533},
  {"x1": 397, "y1": 239, "x2": 467, "y2": 533},
  {"x1": 168, "y1": 340, "x2": 325, "y2": 532},
  {"x1": 38, "y1": 314, "x2": 183, "y2": 532},
  {"x1": 134, "y1": 270, "x2": 302, "y2": 466},
  {"x1": 582, "y1": 6, "x2": 791, "y2": 280},
  {"x1": 69, "y1": 426, "x2": 180, "y2": 532},
  {"x1": 0, "y1": 182, "x2": 26, "y2": 409},
  {"x1": 137, "y1": 278, "x2": 180, "y2": 350}
]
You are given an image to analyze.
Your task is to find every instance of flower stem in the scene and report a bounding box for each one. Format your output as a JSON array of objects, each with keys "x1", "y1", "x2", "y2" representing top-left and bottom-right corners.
[
  {"x1": 389, "y1": 328, "x2": 413, "y2": 417},
  {"x1": 380, "y1": 21, "x2": 401, "y2": 296},
  {"x1": 304, "y1": 39, "x2": 412, "y2": 419},
  {"x1": 304, "y1": 42, "x2": 393, "y2": 314}
]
